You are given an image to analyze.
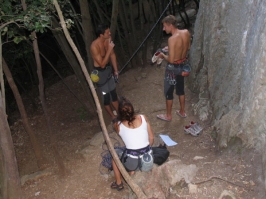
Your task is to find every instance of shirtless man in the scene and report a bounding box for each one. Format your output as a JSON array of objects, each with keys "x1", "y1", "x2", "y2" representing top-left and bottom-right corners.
[
  {"x1": 156, "y1": 15, "x2": 191, "y2": 121},
  {"x1": 90, "y1": 24, "x2": 119, "y2": 121}
]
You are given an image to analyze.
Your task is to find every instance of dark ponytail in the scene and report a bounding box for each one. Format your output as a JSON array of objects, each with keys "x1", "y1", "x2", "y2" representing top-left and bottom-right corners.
[{"x1": 117, "y1": 97, "x2": 136, "y2": 125}]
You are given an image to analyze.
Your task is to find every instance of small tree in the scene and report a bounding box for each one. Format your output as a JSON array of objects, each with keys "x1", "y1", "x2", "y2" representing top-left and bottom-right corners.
[{"x1": 0, "y1": 91, "x2": 21, "y2": 199}]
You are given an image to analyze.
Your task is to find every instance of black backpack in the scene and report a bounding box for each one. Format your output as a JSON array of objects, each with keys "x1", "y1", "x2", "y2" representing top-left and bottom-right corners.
[{"x1": 152, "y1": 144, "x2": 170, "y2": 165}]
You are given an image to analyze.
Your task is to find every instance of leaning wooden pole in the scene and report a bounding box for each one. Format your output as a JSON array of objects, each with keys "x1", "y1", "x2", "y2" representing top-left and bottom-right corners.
[{"x1": 52, "y1": 1, "x2": 147, "y2": 198}]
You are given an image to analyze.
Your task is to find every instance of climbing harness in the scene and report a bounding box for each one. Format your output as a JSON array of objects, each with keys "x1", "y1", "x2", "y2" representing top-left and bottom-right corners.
[
  {"x1": 92, "y1": 66, "x2": 113, "y2": 87},
  {"x1": 165, "y1": 60, "x2": 191, "y2": 85},
  {"x1": 118, "y1": 0, "x2": 173, "y2": 74}
]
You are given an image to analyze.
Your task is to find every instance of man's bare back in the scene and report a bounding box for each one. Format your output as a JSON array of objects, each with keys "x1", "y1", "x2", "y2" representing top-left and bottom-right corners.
[{"x1": 169, "y1": 29, "x2": 190, "y2": 63}]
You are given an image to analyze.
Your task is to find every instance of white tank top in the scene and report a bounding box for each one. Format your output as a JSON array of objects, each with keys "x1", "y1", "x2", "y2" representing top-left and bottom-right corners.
[{"x1": 119, "y1": 115, "x2": 149, "y2": 150}]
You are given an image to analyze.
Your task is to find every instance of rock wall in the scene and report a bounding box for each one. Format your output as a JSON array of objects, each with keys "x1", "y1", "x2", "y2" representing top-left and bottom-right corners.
[{"x1": 189, "y1": 0, "x2": 266, "y2": 190}]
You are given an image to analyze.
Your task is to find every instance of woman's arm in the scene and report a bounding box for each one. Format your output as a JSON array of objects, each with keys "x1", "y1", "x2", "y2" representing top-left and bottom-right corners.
[
  {"x1": 113, "y1": 122, "x2": 120, "y2": 134},
  {"x1": 143, "y1": 115, "x2": 154, "y2": 146}
]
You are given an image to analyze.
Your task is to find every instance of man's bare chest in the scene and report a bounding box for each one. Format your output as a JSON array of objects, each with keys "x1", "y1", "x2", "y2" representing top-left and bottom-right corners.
[{"x1": 97, "y1": 44, "x2": 107, "y2": 58}]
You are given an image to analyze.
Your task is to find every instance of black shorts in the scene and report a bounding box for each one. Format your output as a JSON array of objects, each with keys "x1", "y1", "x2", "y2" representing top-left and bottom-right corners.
[
  {"x1": 164, "y1": 70, "x2": 184, "y2": 100},
  {"x1": 94, "y1": 66, "x2": 117, "y2": 105}
]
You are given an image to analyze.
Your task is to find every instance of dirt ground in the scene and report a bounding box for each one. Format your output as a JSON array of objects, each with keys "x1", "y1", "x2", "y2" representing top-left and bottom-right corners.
[{"x1": 8, "y1": 59, "x2": 265, "y2": 199}]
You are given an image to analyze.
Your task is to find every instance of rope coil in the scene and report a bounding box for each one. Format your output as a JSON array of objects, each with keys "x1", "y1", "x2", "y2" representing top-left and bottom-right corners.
[{"x1": 99, "y1": 133, "x2": 124, "y2": 174}]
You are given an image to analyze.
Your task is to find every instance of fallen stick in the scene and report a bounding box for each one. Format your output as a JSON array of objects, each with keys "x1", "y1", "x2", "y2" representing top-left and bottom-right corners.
[{"x1": 192, "y1": 176, "x2": 247, "y2": 189}]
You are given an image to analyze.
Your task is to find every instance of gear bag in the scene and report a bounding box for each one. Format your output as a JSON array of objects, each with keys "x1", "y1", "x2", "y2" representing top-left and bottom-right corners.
[{"x1": 152, "y1": 144, "x2": 170, "y2": 165}]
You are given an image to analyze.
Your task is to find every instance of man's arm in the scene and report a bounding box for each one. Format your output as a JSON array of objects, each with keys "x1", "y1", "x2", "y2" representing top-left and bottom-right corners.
[
  {"x1": 186, "y1": 30, "x2": 191, "y2": 58},
  {"x1": 160, "y1": 36, "x2": 177, "y2": 63},
  {"x1": 144, "y1": 115, "x2": 154, "y2": 146}
]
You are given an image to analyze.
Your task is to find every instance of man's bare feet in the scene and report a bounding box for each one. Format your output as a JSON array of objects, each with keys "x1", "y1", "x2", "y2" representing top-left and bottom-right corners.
[
  {"x1": 156, "y1": 114, "x2": 172, "y2": 122},
  {"x1": 176, "y1": 110, "x2": 187, "y2": 118}
]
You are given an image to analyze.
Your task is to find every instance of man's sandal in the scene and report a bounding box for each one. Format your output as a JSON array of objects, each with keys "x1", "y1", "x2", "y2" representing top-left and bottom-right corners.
[{"x1": 110, "y1": 181, "x2": 124, "y2": 191}]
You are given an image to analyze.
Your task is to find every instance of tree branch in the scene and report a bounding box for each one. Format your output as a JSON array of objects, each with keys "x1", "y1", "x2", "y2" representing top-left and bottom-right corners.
[{"x1": 0, "y1": 19, "x2": 23, "y2": 30}]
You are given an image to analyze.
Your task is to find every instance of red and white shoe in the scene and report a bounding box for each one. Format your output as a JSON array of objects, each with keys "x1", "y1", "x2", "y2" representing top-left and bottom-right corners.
[
  {"x1": 190, "y1": 121, "x2": 203, "y2": 133},
  {"x1": 151, "y1": 51, "x2": 161, "y2": 63},
  {"x1": 156, "y1": 57, "x2": 163, "y2": 65},
  {"x1": 184, "y1": 125, "x2": 199, "y2": 136}
]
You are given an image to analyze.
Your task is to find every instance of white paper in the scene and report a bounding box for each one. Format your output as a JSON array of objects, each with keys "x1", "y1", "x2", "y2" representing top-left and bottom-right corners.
[{"x1": 159, "y1": 134, "x2": 178, "y2": 146}]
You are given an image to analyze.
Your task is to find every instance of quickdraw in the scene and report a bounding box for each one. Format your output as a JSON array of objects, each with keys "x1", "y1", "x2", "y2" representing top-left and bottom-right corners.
[{"x1": 166, "y1": 70, "x2": 176, "y2": 85}]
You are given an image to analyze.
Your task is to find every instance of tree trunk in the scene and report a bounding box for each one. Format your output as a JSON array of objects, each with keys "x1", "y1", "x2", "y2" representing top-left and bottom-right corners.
[
  {"x1": 38, "y1": 48, "x2": 89, "y2": 109},
  {"x1": 79, "y1": 0, "x2": 95, "y2": 72},
  {"x1": 53, "y1": 0, "x2": 147, "y2": 198},
  {"x1": 129, "y1": 0, "x2": 141, "y2": 67},
  {"x1": 110, "y1": 0, "x2": 120, "y2": 40},
  {"x1": 116, "y1": 25, "x2": 126, "y2": 65},
  {"x1": 121, "y1": 0, "x2": 131, "y2": 32},
  {"x1": 0, "y1": 92, "x2": 22, "y2": 199},
  {"x1": 69, "y1": 2, "x2": 84, "y2": 39},
  {"x1": 129, "y1": 0, "x2": 137, "y2": 42},
  {"x1": 0, "y1": 32, "x2": 5, "y2": 111},
  {"x1": 91, "y1": 0, "x2": 105, "y2": 23},
  {"x1": 2, "y1": 58, "x2": 47, "y2": 169},
  {"x1": 120, "y1": 0, "x2": 137, "y2": 68},
  {"x1": 34, "y1": 30, "x2": 66, "y2": 175},
  {"x1": 149, "y1": 0, "x2": 157, "y2": 23},
  {"x1": 21, "y1": 0, "x2": 66, "y2": 176},
  {"x1": 51, "y1": 17, "x2": 95, "y2": 113},
  {"x1": 139, "y1": 0, "x2": 146, "y2": 66}
]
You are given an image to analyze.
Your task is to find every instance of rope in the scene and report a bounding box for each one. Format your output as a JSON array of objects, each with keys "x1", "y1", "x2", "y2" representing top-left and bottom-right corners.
[
  {"x1": 118, "y1": 0, "x2": 173, "y2": 74},
  {"x1": 99, "y1": 132, "x2": 125, "y2": 175}
]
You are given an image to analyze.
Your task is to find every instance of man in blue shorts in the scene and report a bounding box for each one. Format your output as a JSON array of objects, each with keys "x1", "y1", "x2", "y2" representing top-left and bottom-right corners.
[
  {"x1": 90, "y1": 24, "x2": 119, "y2": 121},
  {"x1": 156, "y1": 15, "x2": 191, "y2": 121}
]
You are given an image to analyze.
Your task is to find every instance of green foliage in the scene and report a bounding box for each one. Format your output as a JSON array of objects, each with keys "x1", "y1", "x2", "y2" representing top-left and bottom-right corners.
[
  {"x1": 0, "y1": 0, "x2": 53, "y2": 44},
  {"x1": 13, "y1": 35, "x2": 27, "y2": 44},
  {"x1": 0, "y1": 0, "x2": 81, "y2": 46},
  {"x1": 76, "y1": 106, "x2": 88, "y2": 121}
]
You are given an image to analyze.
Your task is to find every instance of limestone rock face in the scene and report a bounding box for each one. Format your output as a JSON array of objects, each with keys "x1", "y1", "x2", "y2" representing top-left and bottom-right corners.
[
  {"x1": 130, "y1": 160, "x2": 198, "y2": 199},
  {"x1": 189, "y1": 0, "x2": 266, "y2": 190}
]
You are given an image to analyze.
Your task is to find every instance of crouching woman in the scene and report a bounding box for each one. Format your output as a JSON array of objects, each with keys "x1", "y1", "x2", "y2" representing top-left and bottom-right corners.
[{"x1": 111, "y1": 97, "x2": 154, "y2": 191}]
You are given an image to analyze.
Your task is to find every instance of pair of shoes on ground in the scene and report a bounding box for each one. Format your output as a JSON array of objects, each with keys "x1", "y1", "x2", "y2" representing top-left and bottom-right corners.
[
  {"x1": 151, "y1": 47, "x2": 168, "y2": 65},
  {"x1": 111, "y1": 181, "x2": 124, "y2": 191},
  {"x1": 184, "y1": 121, "x2": 203, "y2": 136},
  {"x1": 156, "y1": 110, "x2": 187, "y2": 122}
]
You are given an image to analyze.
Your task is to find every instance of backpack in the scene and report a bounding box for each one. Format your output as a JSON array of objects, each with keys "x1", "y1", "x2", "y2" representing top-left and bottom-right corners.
[{"x1": 152, "y1": 144, "x2": 170, "y2": 165}]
